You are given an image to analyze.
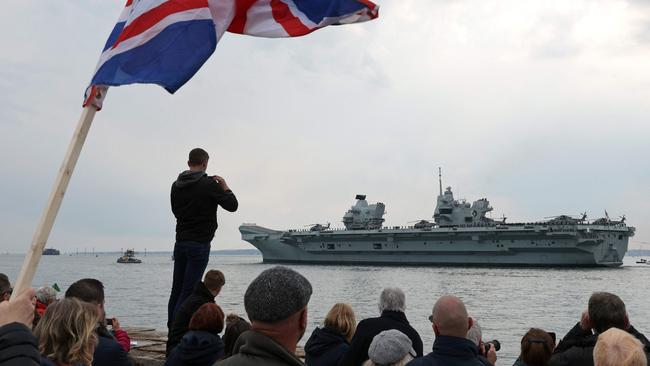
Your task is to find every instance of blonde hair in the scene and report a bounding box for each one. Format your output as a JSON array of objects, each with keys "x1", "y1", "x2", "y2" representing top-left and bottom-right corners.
[
  {"x1": 324, "y1": 303, "x2": 357, "y2": 342},
  {"x1": 594, "y1": 328, "x2": 647, "y2": 366},
  {"x1": 362, "y1": 354, "x2": 414, "y2": 366},
  {"x1": 35, "y1": 298, "x2": 100, "y2": 366}
]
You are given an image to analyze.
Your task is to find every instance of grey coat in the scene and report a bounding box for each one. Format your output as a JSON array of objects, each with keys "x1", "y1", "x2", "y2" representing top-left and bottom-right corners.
[{"x1": 215, "y1": 330, "x2": 304, "y2": 366}]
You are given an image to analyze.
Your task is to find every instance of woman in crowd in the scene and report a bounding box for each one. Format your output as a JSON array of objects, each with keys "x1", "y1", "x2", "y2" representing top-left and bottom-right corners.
[
  {"x1": 363, "y1": 329, "x2": 416, "y2": 366},
  {"x1": 305, "y1": 303, "x2": 356, "y2": 366},
  {"x1": 33, "y1": 286, "x2": 58, "y2": 327},
  {"x1": 513, "y1": 328, "x2": 555, "y2": 366},
  {"x1": 165, "y1": 303, "x2": 225, "y2": 366},
  {"x1": 222, "y1": 314, "x2": 251, "y2": 359},
  {"x1": 594, "y1": 327, "x2": 647, "y2": 366},
  {"x1": 35, "y1": 297, "x2": 100, "y2": 366}
]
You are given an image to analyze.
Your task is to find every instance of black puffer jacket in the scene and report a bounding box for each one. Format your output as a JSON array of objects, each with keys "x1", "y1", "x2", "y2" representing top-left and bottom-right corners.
[
  {"x1": 339, "y1": 311, "x2": 423, "y2": 366},
  {"x1": 304, "y1": 327, "x2": 349, "y2": 366},
  {"x1": 549, "y1": 323, "x2": 650, "y2": 366},
  {"x1": 171, "y1": 170, "x2": 238, "y2": 243},
  {"x1": 165, "y1": 331, "x2": 224, "y2": 366},
  {"x1": 0, "y1": 323, "x2": 40, "y2": 366}
]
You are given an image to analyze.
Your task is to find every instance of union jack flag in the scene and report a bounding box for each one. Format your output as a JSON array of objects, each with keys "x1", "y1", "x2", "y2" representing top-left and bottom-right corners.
[{"x1": 85, "y1": 0, "x2": 378, "y2": 108}]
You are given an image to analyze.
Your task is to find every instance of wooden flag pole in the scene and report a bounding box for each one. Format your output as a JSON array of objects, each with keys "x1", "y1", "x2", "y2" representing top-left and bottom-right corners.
[{"x1": 10, "y1": 100, "x2": 101, "y2": 300}]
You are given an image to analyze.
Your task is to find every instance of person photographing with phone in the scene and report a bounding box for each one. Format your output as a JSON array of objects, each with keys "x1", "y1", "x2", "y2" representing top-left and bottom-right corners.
[{"x1": 168, "y1": 148, "x2": 238, "y2": 330}]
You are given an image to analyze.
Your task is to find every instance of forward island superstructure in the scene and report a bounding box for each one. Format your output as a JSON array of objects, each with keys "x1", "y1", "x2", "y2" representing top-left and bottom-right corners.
[{"x1": 240, "y1": 172, "x2": 635, "y2": 267}]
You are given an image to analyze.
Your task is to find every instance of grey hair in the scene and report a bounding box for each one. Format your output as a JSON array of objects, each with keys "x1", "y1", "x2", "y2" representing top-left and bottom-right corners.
[
  {"x1": 466, "y1": 320, "x2": 482, "y2": 346},
  {"x1": 378, "y1": 287, "x2": 406, "y2": 313},
  {"x1": 36, "y1": 286, "x2": 58, "y2": 304}
]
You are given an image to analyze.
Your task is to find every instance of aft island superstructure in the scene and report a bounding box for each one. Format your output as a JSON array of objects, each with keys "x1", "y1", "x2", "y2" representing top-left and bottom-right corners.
[{"x1": 240, "y1": 172, "x2": 634, "y2": 267}]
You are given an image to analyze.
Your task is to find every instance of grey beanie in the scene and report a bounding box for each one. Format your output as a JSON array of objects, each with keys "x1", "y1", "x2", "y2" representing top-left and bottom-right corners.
[
  {"x1": 244, "y1": 266, "x2": 312, "y2": 322},
  {"x1": 368, "y1": 329, "x2": 416, "y2": 365}
]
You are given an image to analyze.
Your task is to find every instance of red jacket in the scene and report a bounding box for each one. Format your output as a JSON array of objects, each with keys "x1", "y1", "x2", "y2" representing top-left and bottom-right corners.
[{"x1": 114, "y1": 329, "x2": 131, "y2": 353}]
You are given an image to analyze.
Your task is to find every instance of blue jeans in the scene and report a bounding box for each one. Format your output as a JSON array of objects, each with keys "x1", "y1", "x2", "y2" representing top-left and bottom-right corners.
[{"x1": 167, "y1": 241, "x2": 211, "y2": 328}]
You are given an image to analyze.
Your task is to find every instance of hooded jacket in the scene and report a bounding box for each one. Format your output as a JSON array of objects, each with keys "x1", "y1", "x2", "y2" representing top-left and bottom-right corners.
[
  {"x1": 165, "y1": 330, "x2": 225, "y2": 366},
  {"x1": 0, "y1": 323, "x2": 40, "y2": 366},
  {"x1": 167, "y1": 282, "x2": 216, "y2": 355},
  {"x1": 215, "y1": 330, "x2": 304, "y2": 366},
  {"x1": 549, "y1": 323, "x2": 650, "y2": 366},
  {"x1": 171, "y1": 170, "x2": 238, "y2": 243},
  {"x1": 406, "y1": 336, "x2": 493, "y2": 366},
  {"x1": 304, "y1": 327, "x2": 350, "y2": 366}
]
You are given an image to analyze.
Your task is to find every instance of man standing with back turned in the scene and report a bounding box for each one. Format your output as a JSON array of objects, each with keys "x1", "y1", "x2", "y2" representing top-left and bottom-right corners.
[{"x1": 168, "y1": 148, "x2": 238, "y2": 328}]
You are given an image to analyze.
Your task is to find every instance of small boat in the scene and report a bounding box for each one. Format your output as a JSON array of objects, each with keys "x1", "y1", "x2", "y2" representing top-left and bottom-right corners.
[
  {"x1": 117, "y1": 249, "x2": 142, "y2": 264},
  {"x1": 42, "y1": 248, "x2": 60, "y2": 256},
  {"x1": 636, "y1": 258, "x2": 647, "y2": 264}
]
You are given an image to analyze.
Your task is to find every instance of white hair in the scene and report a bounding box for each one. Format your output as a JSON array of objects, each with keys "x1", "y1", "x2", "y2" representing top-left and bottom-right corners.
[{"x1": 378, "y1": 287, "x2": 406, "y2": 313}]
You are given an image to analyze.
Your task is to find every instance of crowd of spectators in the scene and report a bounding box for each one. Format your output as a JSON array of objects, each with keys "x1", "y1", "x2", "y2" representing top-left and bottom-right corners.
[{"x1": 1, "y1": 268, "x2": 649, "y2": 366}]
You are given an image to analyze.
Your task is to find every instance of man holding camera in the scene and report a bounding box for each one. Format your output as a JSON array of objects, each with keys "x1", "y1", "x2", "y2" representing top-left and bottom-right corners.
[
  {"x1": 168, "y1": 148, "x2": 238, "y2": 329},
  {"x1": 407, "y1": 295, "x2": 496, "y2": 366},
  {"x1": 549, "y1": 292, "x2": 650, "y2": 366}
]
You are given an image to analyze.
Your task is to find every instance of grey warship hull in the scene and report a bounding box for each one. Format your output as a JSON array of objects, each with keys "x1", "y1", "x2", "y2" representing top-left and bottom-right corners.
[{"x1": 240, "y1": 222, "x2": 632, "y2": 267}]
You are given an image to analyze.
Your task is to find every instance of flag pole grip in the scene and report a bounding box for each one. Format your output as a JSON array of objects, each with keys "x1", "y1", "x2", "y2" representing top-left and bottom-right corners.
[{"x1": 10, "y1": 103, "x2": 99, "y2": 300}]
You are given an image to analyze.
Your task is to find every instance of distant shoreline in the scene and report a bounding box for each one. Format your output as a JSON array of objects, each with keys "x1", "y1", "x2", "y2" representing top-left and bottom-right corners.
[
  {"x1": 2, "y1": 249, "x2": 649, "y2": 257},
  {"x1": 1, "y1": 249, "x2": 262, "y2": 256}
]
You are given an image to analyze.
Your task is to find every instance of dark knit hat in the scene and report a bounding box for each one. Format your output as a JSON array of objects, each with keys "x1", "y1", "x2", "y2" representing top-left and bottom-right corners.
[{"x1": 244, "y1": 266, "x2": 312, "y2": 322}]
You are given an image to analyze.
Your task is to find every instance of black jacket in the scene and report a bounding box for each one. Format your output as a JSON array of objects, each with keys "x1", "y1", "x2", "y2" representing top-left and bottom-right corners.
[
  {"x1": 549, "y1": 323, "x2": 650, "y2": 366},
  {"x1": 165, "y1": 330, "x2": 225, "y2": 366},
  {"x1": 0, "y1": 323, "x2": 40, "y2": 366},
  {"x1": 93, "y1": 330, "x2": 133, "y2": 366},
  {"x1": 304, "y1": 327, "x2": 350, "y2": 366},
  {"x1": 406, "y1": 336, "x2": 492, "y2": 366},
  {"x1": 167, "y1": 282, "x2": 216, "y2": 355},
  {"x1": 171, "y1": 170, "x2": 238, "y2": 243},
  {"x1": 339, "y1": 311, "x2": 423, "y2": 366}
]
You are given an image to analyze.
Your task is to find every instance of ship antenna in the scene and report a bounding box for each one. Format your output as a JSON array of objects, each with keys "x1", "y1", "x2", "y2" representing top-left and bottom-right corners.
[{"x1": 438, "y1": 167, "x2": 443, "y2": 196}]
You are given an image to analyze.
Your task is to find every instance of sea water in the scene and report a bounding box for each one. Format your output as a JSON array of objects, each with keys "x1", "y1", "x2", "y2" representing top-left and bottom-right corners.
[{"x1": 2, "y1": 253, "x2": 650, "y2": 364}]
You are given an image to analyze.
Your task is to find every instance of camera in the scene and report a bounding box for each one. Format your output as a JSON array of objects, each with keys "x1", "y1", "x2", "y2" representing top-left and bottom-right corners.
[
  {"x1": 483, "y1": 340, "x2": 501, "y2": 352},
  {"x1": 106, "y1": 318, "x2": 113, "y2": 326}
]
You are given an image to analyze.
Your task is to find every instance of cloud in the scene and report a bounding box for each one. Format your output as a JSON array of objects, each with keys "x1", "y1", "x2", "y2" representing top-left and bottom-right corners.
[{"x1": 0, "y1": 0, "x2": 649, "y2": 253}]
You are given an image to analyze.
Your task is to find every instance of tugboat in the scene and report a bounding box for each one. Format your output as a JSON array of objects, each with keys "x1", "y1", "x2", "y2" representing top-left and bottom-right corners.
[
  {"x1": 42, "y1": 248, "x2": 60, "y2": 255},
  {"x1": 636, "y1": 258, "x2": 647, "y2": 264},
  {"x1": 116, "y1": 249, "x2": 142, "y2": 264}
]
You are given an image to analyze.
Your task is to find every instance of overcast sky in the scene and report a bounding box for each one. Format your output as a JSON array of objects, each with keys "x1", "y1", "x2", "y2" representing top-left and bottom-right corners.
[{"x1": 1, "y1": 0, "x2": 649, "y2": 253}]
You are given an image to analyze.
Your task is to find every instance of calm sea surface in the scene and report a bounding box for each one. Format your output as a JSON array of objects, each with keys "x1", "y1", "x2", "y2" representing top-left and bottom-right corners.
[{"x1": 2, "y1": 253, "x2": 650, "y2": 364}]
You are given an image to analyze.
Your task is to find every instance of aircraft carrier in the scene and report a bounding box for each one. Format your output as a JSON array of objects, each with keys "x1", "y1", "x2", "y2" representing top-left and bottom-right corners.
[{"x1": 240, "y1": 171, "x2": 635, "y2": 267}]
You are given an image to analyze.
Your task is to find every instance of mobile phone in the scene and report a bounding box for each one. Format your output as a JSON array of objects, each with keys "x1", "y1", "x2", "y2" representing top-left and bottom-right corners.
[{"x1": 106, "y1": 318, "x2": 113, "y2": 326}]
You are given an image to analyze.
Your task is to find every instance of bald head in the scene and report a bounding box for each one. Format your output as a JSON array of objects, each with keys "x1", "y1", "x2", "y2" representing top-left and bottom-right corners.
[{"x1": 431, "y1": 295, "x2": 472, "y2": 338}]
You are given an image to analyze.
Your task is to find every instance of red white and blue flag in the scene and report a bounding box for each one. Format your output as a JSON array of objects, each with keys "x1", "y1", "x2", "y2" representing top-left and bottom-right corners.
[{"x1": 85, "y1": 0, "x2": 378, "y2": 107}]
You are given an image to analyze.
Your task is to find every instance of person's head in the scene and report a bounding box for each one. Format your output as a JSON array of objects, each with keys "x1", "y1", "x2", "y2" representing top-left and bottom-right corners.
[
  {"x1": 431, "y1": 295, "x2": 472, "y2": 338},
  {"x1": 520, "y1": 328, "x2": 555, "y2": 366},
  {"x1": 188, "y1": 148, "x2": 209, "y2": 171},
  {"x1": 189, "y1": 303, "x2": 225, "y2": 334},
  {"x1": 244, "y1": 266, "x2": 312, "y2": 348},
  {"x1": 204, "y1": 270, "x2": 225, "y2": 296},
  {"x1": 588, "y1": 292, "x2": 628, "y2": 333},
  {"x1": 65, "y1": 278, "x2": 106, "y2": 320},
  {"x1": 594, "y1": 327, "x2": 647, "y2": 366},
  {"x1": 466, "y1": 320, "x2": 482, "y2": 346},
  {"x1": 0, "y1": 273, "x2": 11, "y2": 302},
  {"x1": 35, "y1": 297, "x2": 100, "y2": 366},
  {"x1": 364, "y1": 329, "x2": 416, "y2": 366},
  {"x1": 378, "y1": 287, "x2": 406, "y2": 314},
  {"x1": 324, "y1": 303, "x2": 357, "y2": 342},
  {"x1": 36, "y1": 286, "x2": 58, "y2": 305},
  {"x1": 223, "y1": 314, "x2": 252, "y2": 358}
]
